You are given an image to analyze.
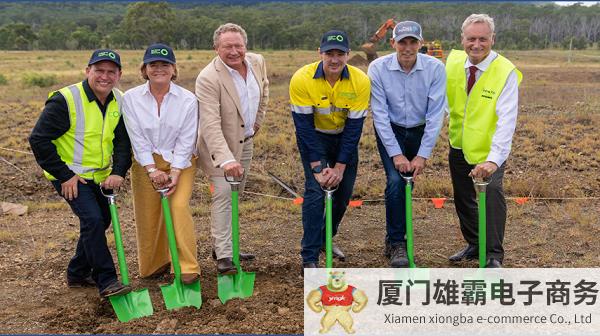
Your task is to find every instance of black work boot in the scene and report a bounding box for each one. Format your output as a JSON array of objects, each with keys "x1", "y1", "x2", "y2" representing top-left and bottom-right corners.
[{"x1": 389, "y1": 242, "x2": 409, "y2": 268}]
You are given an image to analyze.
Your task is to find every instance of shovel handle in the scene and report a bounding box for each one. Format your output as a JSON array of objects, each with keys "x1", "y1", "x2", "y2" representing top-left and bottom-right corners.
[{"x1": 100, "y1": 191, "x2": 130, "y2": 286}]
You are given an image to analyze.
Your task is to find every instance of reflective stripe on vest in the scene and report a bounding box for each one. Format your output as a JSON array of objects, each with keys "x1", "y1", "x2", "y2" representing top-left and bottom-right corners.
[
  {"x1": 43, "y1": 82, "x2": 122, "y2": 183},
  {"x1": 446, "y1": 50, "x2": 522, "y2": 164}
]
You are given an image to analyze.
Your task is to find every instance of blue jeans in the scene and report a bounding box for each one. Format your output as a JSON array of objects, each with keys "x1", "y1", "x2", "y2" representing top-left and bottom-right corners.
[
  {"x1": 51, "y1": 180, "x2": 118, "y2": 292},
  {"x1": 375, "y1": 123, "x2": 424, "y2": 246},
  {"x1": 298, "y1": 132, "x2": 358, "y2": 263}
]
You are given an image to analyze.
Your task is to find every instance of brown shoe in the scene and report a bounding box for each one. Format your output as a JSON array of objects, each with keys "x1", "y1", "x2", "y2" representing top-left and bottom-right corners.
[
  {"x1": 217, "y1": 258, "x2": 237, "y2": 275},
  {"x1": 212, "y1": 249, "x2": 256, "y2": 261},
  {"x1": 181, "y1": 273, "x2": 200, "y2": 285},
  {"x1": 100, "y1": 281, "x2": 132, "y2": 298},
  {"x1": 67, "y1": 275, "x2": 96, "y2": 288}
]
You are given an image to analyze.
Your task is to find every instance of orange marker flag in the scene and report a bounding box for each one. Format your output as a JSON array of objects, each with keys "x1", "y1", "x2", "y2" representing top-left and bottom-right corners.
[
  {"x1": 348, "y1": 200, "x2": 363, "y2": 207},
  {"x1": 293, "y1": 197, "x2": 304, "y2": 205},
  {"x1": 515, "y1": 197, "x2": 529, "y2": 205},
  {"x1": 431, "y1": 197, "x2": 446, "y2": 209}
]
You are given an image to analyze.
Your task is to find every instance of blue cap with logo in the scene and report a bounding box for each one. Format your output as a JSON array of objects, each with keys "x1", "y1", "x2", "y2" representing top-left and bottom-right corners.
[
  {"x1": 143, "y1": 43, "x2": 176, "y2": 64},
  {"x1": 393, "y1": 21, "x2": 423, "y2": 42},
  {"x1": 320, "y1": 30, "x2": 350, "y2": 53},
  {"x1": 88, "y1": 49, "x2": 121, "y2": 69}
]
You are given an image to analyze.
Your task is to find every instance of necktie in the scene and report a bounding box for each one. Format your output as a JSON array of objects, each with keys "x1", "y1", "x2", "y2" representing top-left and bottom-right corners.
[{"x1": 467, "y1": 65, "x2": 478, "y2": 94}]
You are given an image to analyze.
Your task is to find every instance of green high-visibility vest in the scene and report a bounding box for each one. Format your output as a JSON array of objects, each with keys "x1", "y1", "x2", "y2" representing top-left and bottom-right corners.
[
  {"x1": 446, "y1": 50, "x2": 522, "y2": 164},
  {"x1": 43, "y1": 82, "x2": 123, "y2": 184}
]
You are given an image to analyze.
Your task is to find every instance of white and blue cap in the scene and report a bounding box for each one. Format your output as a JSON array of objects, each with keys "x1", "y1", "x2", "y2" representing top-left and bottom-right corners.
[
  {"x1": 143, "y1": 43, "x2": 176, "y2": 64},
  {"x1": 392, "y1": 21, "x2": 423, "y2": 42}
]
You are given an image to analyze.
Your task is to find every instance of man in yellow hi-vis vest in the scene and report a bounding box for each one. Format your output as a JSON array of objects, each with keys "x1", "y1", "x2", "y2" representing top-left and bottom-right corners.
[
  {"x1": 446, "y1": 14, "x2": 522, "y2": 268},
  {"x1": 29, "y1": 49, "x2": 132, "y2": 297}
]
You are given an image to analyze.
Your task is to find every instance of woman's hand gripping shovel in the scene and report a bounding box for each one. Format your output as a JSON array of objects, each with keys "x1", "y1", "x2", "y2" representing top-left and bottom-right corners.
[
  {"x1": 399, "y1": 171, "x2": 416, "y2": 268},
  {"x1": 155, "y1": 184, "x2": 202, "y2": 310},
  {"x1": 218, "y1": 172, "x2": 255, "y2": 304},
  {"x1": 321, "y1": 184, "x2": 338, "y2": 269},
  {"x1": 100, "y1": 187, "x2": 153, "y2": 322},
  {"x1": 472, "y1": 175, "x2": 491, "y2": 268}
]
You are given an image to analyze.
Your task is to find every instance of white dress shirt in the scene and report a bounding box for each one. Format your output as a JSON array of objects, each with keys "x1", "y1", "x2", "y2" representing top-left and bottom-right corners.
[
  {"x1": 221, "y1": 58, "x2": 260, "y2": 138},
  {"x1": 465, "y1": 50, "x2": 519, "y2": 167},
  {"x1": 122, "y1": 81, "x2": 198, "y2": 169}
]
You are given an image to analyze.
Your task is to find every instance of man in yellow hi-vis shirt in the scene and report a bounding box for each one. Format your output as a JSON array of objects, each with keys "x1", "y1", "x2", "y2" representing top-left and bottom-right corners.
[
  {"x1": 446, "y1": 14, "x2": 522, "y2": 268},
  {"x1": 29, "y1": 49, "x2": 133, "y2": 296},
  {"x1": 290, "y1": 30, "x2": 370, "y2": 271}
]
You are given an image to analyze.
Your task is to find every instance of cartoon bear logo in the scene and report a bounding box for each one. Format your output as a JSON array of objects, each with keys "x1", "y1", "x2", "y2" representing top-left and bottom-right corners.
[{"x1": 306, "y1": 271, "x2": 368, "y2": 334}]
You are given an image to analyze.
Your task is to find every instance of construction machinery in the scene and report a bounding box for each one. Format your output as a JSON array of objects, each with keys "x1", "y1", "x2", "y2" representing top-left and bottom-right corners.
[
  {"x1": 356, "y1": 18, "x2": 445, "y2": 64},
  {"x1": 360, "y1": 18, "x2": 396, "y2": 63}
]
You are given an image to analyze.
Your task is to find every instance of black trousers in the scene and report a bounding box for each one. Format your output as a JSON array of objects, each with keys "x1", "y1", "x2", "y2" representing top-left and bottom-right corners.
[{"x1": 449, "y1": 147, "x2": 507, "y2": 261}]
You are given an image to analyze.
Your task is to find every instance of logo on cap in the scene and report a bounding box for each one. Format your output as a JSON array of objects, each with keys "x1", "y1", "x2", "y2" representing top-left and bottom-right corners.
[
  {"x1": 327, "y1": 35, "x2": 344, "y2": 42},
  {"x1": 151, "y1": 48, "x2": 169, "y2": 56},
  {"x1": 97, "y1": 51, "x2": 116, "y2": 59}
]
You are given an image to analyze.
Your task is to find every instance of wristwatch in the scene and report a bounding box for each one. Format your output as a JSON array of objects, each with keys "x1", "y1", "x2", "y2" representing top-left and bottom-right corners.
[
  {"x1": 146, "y1": 167, "x2": 158, "y2": 175},
  {"x1": 311, "y1": 164, "x2": 323, "y2": 174}
]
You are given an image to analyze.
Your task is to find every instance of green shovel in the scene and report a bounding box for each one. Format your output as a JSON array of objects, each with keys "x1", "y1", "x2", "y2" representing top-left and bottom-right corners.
[
  {"x1": 472, "y1": 177, "x2": 490, "y2": 268},
  {"x1": 218, "y1": 173, "x2": 255, "y2": 304},
  {"x1": 399, "y1": 172, "x2": 416, "y2": 268},
  {"x1": 156, "y1": 187, "x2": 202, "y2": 310},
  {"x1": 321, "y1": 185, "x2": 338, "y2": 269},
  {"x1": 100, "y1": 188, "x2": 153, "y2": 322}
]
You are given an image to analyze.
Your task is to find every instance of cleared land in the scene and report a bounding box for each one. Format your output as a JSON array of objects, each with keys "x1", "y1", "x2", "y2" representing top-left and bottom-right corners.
[{"x1": 0, "y1": 49, "x2": 599, "y2": 333}]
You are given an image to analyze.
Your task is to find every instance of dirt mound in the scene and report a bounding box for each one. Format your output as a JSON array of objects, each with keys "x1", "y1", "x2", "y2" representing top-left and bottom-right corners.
[{"x1": 348, "y1": 54, "x2": 369, "y2": 66}]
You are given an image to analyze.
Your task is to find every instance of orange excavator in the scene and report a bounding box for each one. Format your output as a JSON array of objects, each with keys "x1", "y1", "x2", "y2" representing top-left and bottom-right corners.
[
  {"x1": 360, "y1": 18, "x2": 444, "y2": 63},
  {"x1": 360, "y1": 18, "x2": 396, "y2": 63}
]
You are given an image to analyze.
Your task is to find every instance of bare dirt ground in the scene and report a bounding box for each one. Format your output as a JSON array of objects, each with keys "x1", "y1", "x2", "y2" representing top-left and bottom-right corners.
[{"x1": 0, "y1": 50, "x2": 599, "y2": 334}]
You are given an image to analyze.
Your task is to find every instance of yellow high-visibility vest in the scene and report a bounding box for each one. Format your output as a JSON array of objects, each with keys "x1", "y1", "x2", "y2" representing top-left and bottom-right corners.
[
  {"x1": 43, "y1": 82, "x2": 122, "y2": 184},
  {"x1": 446, "y1": 50, "x2": 522, "y2": 164}
]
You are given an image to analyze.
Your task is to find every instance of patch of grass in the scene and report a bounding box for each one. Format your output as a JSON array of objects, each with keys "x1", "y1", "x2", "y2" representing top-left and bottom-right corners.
[
  {"x1": 0, "y1": 74, "x2": 8, "y2": 85},
  {"x1": 22, "y1": 72, "x2": 58, "y2": 88}
]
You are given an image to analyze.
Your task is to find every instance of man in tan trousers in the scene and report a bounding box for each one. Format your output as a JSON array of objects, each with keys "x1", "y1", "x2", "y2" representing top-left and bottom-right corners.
[{"x1": 196, "y1": 23, "x2": 269, "y2": 275}]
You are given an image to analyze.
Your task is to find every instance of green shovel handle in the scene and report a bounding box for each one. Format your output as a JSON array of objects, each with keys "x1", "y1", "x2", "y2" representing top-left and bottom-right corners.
[
  {"x1": 472, "y1": 176, "x2": 490, "y2": 268},
  {"x1": 225, "y1": 172, "x2": 244, "y2": 272},
  {"x1": 101, "y1": 189, "x2": 130, "y2": 286},
  {"x1": 157, "y1": 189, "x2": 182, "y2": 281},
  {"x1": 478, "y1": 191, "x2": 487, "y2": 268},
  {"x1": 324, "y1": 189, "x2": 334, "y2": 269}
]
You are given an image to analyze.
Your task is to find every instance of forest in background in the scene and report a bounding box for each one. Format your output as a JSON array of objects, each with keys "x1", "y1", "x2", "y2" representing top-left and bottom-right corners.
[{"x1": 0, "y1": 1, "x2": 599, "y2": 50}]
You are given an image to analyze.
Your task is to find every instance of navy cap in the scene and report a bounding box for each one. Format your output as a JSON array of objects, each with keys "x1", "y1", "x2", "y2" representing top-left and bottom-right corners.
[
  {"x1": 143, "y1": 43, "x2": 176, "y2": 64},
  {"x1": 320, "y1": 30, "x2": 350, "y2": 53},
  {"x1": 393, "y1": 21, "x2": 423, "y2": 42},
  {"x1": 88, "y1": 49, "x2": 121, "y2": 68}
]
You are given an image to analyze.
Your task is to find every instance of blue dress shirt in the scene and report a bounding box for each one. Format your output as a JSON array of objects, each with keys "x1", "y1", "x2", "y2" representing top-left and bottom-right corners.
[{"x1": 368, "y1": 52, "x2": 447, "y2": 159}]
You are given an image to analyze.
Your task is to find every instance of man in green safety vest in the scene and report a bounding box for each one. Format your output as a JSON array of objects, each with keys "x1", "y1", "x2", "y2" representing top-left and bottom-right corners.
[
  {"x1": 29, "y1": 49, "x2": 133, "y2": 296},
  {"x1": 446, "y1": 14, "x2": 522, "y2": 268}
]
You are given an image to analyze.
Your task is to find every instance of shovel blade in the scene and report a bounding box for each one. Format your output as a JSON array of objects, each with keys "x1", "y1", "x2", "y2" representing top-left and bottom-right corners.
[
  {"x1": 217, "y1": 271, "x2": 255, "y2": 304},
  {"x1": 160, "y1": 280, "x2": 202, "y2": 310},
  {"x1": 109, "y1": 288, "x2": 154, "y2": 323}
]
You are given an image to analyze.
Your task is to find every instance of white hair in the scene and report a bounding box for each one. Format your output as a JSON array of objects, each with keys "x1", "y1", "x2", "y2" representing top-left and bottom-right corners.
[
  {"x1": 461, "y1": 14, "x2": 495, "y2": 35},
  {"x1": 213, "y1": 23, "x2": 248, "y2": 48}
]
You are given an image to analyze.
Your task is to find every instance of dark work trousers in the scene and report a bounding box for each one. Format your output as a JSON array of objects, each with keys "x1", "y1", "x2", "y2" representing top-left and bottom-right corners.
[
  {"x1": 375, "y1": 123, "x2": 424, "y2": 247},
  {"x1": 298, "y1": 132, "x2": 358, "y2": 264},
  {"x1": 52, "y1": 179, "x2": 118, "y2": 292},
  {"x1": 449, "y1": 147, "x2": 507, "y2": 261}
]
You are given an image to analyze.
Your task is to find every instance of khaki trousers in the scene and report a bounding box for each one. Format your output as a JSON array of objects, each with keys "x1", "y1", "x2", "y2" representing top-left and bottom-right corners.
[
  {"x1": 210, "y1": 138, "x2": 253, "y2": 259},
  {"x1": 131, "y1": 154, "x2": 200, "y2": 277}
]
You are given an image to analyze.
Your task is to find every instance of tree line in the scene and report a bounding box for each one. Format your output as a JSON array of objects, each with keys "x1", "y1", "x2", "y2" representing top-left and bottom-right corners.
[{"x1": 0, "y1": 1, "x2": 598, "y2": 51}]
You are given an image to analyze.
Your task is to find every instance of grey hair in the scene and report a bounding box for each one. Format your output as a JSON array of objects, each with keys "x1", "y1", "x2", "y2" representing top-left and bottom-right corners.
[
  {"x1": 461, "y1": 14, "x2": 495, "y2": 35},
  {"x1": 213, "y1": 23, "x2": 248, "y2": 48}
]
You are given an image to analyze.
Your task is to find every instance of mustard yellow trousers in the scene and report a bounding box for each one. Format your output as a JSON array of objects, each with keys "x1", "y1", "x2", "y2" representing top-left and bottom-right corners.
[{"x1": 131, "y1": 155, "x2": 200, "y2": 277}]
